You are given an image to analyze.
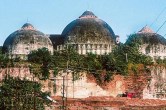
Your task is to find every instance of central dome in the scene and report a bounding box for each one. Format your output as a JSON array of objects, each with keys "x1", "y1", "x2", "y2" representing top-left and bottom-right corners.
[{"x1": 62, "y1": 11, "x2": 116, "y2": 44}]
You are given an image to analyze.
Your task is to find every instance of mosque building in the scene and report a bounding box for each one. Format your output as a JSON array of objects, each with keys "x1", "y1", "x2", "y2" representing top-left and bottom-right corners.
[
  {"x1": 2, "y1": 11, "x2": 166, "y2": 60},
  {"x1": 2, "y1": 10, "x2": 166, "y2": 100}
]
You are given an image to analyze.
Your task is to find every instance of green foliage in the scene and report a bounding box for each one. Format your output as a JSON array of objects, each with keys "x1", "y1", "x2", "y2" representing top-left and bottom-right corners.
[
  {"x1": 163, "y1": 58, "x2": 166, "y2": 64},
  {"x1": 92, "y1": 71, "x2": 102, "y2": 83},
  {"x1": 104, "y1": 71, "x2": 113, "y2": 82},
  {"x1": 28, "y1": 47, "x2": 52, "y2": 80},
  {"x1": 156, "y1": 57, "x2": 163, "y2": 64},
  {"x1": 100, "y1": 37, "x2": 153, "y2": 76},
  {"x1": 125, "y1": 34, "x2": 143, "y2": 48},
  {"x1": 72, "y1": 72, "x2": 81, "y2": 81},
  {"x1": 0, "y1": 46, "x2": 2, "y2": 53},
  {"x1": 40, "y1": 66, "x2": 50, "y2": 80},
  {"x1": 49, "y1": 41, "x2": 153, "y2": 83},
  {"x1": 0, "y1": 54, "x2": 9, "y2": 68},
  {"x1": 155, "y1": 57, "x2": 166, "y2": 66},
  {"x1": 28, "y1": 47, "x2": 51, "y2": 64},
  {"x1": 52, "y1": 46, "x2": 85, "y2": 74},
  {"x1": 85, "y1": 53, "x2": 102, "y2": 71},
  {"x1": 0, "y1": 47, "x2": 9, "y2": 68},
  {"x1": 53, "y1": 67, "x2": 58, "y2": 77},
  {"x1": 0, "y1": 76, "x2": 50, "y2": 110},
  {"x1": 53, "y1": 82, "x2": 56, "y2": 93}
]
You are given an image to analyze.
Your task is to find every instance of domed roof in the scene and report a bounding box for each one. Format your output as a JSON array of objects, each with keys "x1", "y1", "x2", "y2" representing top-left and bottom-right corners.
[
  {"x1": 126, "y1": 26, "x2": 166, "y2": 45},
  {"x1": 62, "y1": 11, "x2": 116, "y2": 44},
  {"x1": 3, "y1": 23, "x2": 53, "y2": 54}
]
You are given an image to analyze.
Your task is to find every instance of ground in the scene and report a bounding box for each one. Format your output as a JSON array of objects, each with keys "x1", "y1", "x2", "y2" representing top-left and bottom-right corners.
[{"x1": 51, "y1": 96, "x2": 166, "y2": 110}]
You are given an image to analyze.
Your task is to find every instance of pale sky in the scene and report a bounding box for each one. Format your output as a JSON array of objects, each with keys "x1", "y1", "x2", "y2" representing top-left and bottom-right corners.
[{"x1": 0, "y1": 0, "x2": 166, "y2": 46}]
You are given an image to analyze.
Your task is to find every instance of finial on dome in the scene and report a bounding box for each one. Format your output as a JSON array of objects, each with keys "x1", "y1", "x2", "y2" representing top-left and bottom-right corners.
[
  {"x1": 21, "y1": 23, "x2": 35, "y2": 30},
  {"x1": 138, "y1": 25, "x2": 154, "y2": 33},
  {"x1": 79, "y1": 11, "x2": 97, "y2": 19}
]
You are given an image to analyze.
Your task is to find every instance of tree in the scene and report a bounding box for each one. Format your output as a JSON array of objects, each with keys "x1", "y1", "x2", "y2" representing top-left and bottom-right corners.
[
  {"x1": 100, "y1": 40, "x2": 153, "y2": 76},
  {"x1": 0, "y1": 53, "x2": 9, "y2": 68},
  {"x1": 28, "y1": 47, "x2": 52, "y2": 80},
  {"x1": 85, "y1": 53, "x2": 102, "y2": 71},
  {"x1": 0, "y1": 76, "x2": 50, "y2": 110},
  {"x1": 0, "y1": 46, "x2": 9, "y2": 68},
  {"x1": 28, "y1": 47, "x2": 52, "y2": 64}
]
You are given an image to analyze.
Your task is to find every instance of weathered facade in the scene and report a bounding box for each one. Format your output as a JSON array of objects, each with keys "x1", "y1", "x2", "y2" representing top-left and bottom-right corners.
[
  {"x1": 143, "y1": 65, "x2": 166, "y2": 99},
  {"x1": 1, "y1": 67, "x2": 166, "y2": 100},
  {"x1": 50, "y1": 11, "x2": 118, "y2": 55},
  {"x1": 3, "y1": 23, "x2": 53, "y2": 59}
]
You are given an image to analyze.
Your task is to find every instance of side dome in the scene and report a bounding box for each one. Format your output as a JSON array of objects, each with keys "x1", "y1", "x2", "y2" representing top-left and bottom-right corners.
[
  {"x1": 62, "y1": 11, "x2": 116, "y2": 44},
  {"x1": 3, "y1": 23, "x2": 53, "y2": 59},
  {"x1": 126, "y1": 26, "x2": 166, "y2": 45},
  {"x1": 125, "y1": 26, "x2": 166, "y2": 59}
]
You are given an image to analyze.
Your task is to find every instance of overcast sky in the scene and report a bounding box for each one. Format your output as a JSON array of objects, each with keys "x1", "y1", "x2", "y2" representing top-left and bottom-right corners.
[{"x1": 0, "y1": 0, "x2": 166, "y2": 46}]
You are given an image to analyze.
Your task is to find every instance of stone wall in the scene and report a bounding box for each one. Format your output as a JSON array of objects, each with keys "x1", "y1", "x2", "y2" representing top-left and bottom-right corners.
[
  {"x1": 143, "y1": 65, "x2": 166, "y2": 99},
  {"x1": 0, "y1": 66, "x2": 166, "y2": 99},
  {"x1": 48, "y1": 73, "x2": 126, "y2": 98},
  {"x1": 0, "y1": 67, "x2": 33, "y2": 81}
]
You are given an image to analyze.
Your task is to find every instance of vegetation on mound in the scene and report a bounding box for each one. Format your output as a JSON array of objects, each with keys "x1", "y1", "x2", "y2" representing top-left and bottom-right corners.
[
  {"x1": 1, "y1": 38, "x2": 166, "y2": 109},
  {"x1": 0, "y1": 40, "x2": 166, "y2": 83}
]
